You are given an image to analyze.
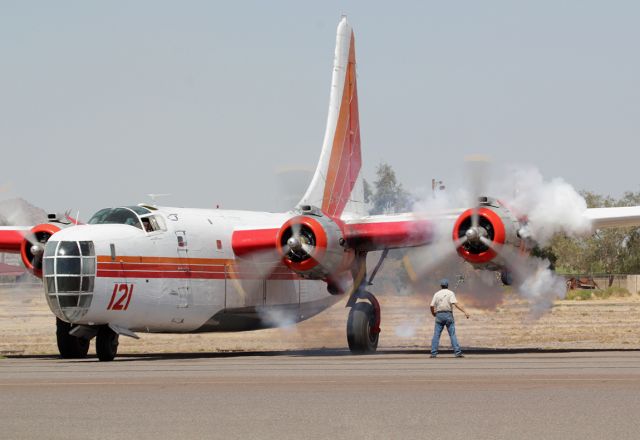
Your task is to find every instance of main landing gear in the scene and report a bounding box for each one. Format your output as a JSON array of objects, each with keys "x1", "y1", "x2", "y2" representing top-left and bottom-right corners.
[
  {"x1": 346, "y1": 291, "x2": 381, "y2": 353},
  {"x1": 500, "y1": 270, "x2": 513, "y2": 286},
  {"x1": 345, "y1": 250, "x2": 385, "y2": 354}
]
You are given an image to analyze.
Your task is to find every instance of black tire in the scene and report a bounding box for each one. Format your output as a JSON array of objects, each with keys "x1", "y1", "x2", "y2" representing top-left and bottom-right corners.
[
  {"x1": 347, "y1": 302, "x2": 379, "y2": 354},
  {"x1": 501, "y1": 271, "x2": 513, "y2": 286},
  {"x1": 96, "y1": 326, "x2": 119, "y2": 362},
  {"x1": 56, "y1": 318, "x2": 90, "y2": 359}
]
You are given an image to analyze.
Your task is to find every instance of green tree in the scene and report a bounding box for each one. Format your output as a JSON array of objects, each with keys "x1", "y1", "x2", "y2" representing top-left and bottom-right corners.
[
  {"x1": 552, "y1": 191, "x2": 640, "y2": 275},
  {"x1": 363, "y1": 178, "x2": 373, "y2": 204},
  {"x1": 370, "y1": 163, "x2": 411, "y2": 215}
]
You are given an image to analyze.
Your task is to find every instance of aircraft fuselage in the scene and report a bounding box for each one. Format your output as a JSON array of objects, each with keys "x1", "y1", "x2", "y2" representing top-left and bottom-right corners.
[{"x1": 43, "y1": 206, "x2": 336, "y2": 334}]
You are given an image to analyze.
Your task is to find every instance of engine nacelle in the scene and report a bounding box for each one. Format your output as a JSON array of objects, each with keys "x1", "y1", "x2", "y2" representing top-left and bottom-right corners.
[
  {"x1": 20, "y1": 223, "x2": 61, "y2": 277},
  {"x1": 276, "y1": 210, "x2": 354, "y2": 280},
  {"x1": 452, "y1": 198, "x2": 523, "y2": 271}
]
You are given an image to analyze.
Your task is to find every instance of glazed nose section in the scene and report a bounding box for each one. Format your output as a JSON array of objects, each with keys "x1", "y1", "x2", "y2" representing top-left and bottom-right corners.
[{"x1": 42, "y1": 240, "x2": 96, "y2": 322}]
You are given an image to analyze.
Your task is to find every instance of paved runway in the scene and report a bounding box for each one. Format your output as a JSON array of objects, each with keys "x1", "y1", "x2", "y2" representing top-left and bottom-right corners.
[{"x1": 1, "y1": 350, "x2": 640, "y2": 439}]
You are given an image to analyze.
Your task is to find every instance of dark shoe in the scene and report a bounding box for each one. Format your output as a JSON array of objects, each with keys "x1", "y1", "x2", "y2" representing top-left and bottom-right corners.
[
  {"x1": 430, "y1": 354, "x2": 437, "y2": 358},
  {"x1": 455, "y1": 353, "x2": 465, "y2": 358}
]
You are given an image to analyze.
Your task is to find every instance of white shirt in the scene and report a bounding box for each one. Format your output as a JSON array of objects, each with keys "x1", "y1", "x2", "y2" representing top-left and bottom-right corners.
[{"x1": 430, "y1": 289, "x2": 458, "y2": 312}]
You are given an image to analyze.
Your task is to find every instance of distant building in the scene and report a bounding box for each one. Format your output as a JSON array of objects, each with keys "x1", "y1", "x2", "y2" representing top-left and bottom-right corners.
[{"x1": 0, "y1": 262, "x2": 26, "y2": 283}]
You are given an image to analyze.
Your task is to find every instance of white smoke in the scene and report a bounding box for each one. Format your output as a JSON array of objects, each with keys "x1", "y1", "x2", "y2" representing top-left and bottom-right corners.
[
  {"x1": 457, "y1": 269, "x2": 505, "y2": 309},
  {"x1": 497, "y1": 166, "x2": 591, "y2": 245},
  {"x1": 394, "y1": 322, "x2": 416, "y2": 338},
  {"x1": 408, "y1": 164, "x2": 582, "y2": 317},
  {"x1": 518, "y1": 263, "x2": 566, "y2": 318},
  {"x1": 496, "y1": 244, "x2": 567, "y2": 318},
  {"x1": 256, "y1": 306, "x2": 299, "y2": 330},
  {"x1": 0, "y1": 198, "x2": 47, "y2": 226}
]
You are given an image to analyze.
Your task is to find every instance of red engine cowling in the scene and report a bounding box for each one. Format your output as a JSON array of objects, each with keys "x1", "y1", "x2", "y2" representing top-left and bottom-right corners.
[
  {"x1": 276, "y1": 213, "x2": 354, "y2": 280},
  {"x1": 20, "y1": 223, "x2": 61, "y2": 278},
  {"x1": 452, "y1": 200, "x2": 522, "y2": 270}
]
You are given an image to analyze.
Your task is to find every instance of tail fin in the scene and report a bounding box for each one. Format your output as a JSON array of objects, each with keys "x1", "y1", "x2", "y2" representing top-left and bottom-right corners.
[{"x1": 298, "y1": 17, "x2": 365, "y2": 219}]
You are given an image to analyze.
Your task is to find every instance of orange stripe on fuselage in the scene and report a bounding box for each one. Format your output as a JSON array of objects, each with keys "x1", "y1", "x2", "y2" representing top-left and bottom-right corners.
[
  {"x1": 95, "y1": 256, "x2": 302, "y2": 280},
  {"x1": 96, "y1": 255, "x2": 231, "y2": 265}
]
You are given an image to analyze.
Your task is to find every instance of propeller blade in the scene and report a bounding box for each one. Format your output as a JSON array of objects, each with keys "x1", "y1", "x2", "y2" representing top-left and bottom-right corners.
[
  {"x1": 230, "y1": 248, "x2": 283, "y2": 280},
  {"x1": 405, "y1": 235, "x2": 467, "y2": 283},
  {"x1": 465, "y1": 155, "x2": 490, "y2": 229},
  {"x1": 301, "y1": 242, "x2": 315, "y2": 256}
]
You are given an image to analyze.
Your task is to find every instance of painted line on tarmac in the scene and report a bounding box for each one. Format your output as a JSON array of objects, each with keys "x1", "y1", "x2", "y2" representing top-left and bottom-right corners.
[{"x1": 0, "y1": 377, "x2": 637, "y2": 387}]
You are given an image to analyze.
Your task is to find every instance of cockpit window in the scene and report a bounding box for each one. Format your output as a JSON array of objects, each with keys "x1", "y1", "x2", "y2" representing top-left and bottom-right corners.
[
  {"x1": 140, "y1": 214, "x2": 166, "y2": 233},
  {"x1": 128, "y1": 205, "x2": 152, "y2": 216},
  {"x1": 88, "y1": 207, "x2": 142, "y2": 229},
  {"x1": 88, "y1": 206, "x2": 165, "y2": 234}
]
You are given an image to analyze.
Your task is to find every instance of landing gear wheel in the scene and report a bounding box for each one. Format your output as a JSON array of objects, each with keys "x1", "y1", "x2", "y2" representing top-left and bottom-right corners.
[
  {"x1": 500, "y1": 271, "x2": 513, "y2": 286},
  {"x1": 347, "y1": 302, "x2": 379, "y2": 354},
  {"x1": 96, "y1": 326, "x2": 119, "y2": 362},
  {"x1": 56, "y1": 318, "x2": 89, "y2": 359}
]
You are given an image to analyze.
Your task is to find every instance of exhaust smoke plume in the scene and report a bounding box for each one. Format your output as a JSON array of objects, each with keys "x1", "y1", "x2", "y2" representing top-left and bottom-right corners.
[
  {"x1": 257, "y1": 306, "x2": 298, "y2": 330},
  {"x1": 486, "y1": 242, "x2": 567, "y2": 317},
  {"x1": 457, "y1": 270, "x2": 505, "y2": 310},
  {"x1": 496, "y1": 166, "x2": 591, "y2": 245},
  {"x1": 0, "y1": 198, "x2": 47, "y2": 226},
  {"x1": 408, "y1": 164, "x2": 582, "y2": 317}
]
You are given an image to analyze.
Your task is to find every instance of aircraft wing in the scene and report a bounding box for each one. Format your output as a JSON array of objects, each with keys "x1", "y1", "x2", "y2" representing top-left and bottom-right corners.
[
  {"x1": 343, "y1": 210, "x2": 463, "y2": 251},
  {"x1": 0, "y1": 226, "x2": 32, "y2": 253},
  {"x1": 342, "y1": 205, "x2": 640, "y2": 251},
  {"x1": 585, "y1": 207, "x2": 640, "y2": 230}
]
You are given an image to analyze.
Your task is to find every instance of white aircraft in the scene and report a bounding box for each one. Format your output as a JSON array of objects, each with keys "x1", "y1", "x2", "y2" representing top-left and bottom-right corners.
[{"x1": 1, "y1": 18, "x2": 639, "y2": 361}]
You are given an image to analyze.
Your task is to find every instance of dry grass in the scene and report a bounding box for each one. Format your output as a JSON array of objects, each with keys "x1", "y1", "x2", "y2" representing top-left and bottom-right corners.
[
  {"x1": 2, "y1": 284, "x2": 640, "y2": 356},
  {"x1": 566, "y1": 287, "x2": 631, "y2": 301}
]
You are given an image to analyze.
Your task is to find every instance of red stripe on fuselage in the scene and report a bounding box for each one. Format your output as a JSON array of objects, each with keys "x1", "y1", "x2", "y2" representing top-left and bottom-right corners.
[
  {"x1": 97, "y1": 270, "x2": 299, "y2": 280},
  {"x1": 96, "y1": 257, "x2": 301, "y2": 280},
  {"x1": 98, "y1": 262, "x2": 226, "y2": 273}
]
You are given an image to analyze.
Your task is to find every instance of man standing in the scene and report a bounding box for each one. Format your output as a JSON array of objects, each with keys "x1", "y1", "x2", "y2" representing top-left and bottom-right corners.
[{"x1": 430, "y1": 278, "x2": 469, "y2": 358}]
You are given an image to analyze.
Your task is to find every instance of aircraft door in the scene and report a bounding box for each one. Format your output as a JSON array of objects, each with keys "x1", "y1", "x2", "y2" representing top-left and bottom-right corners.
[{"x1": 175, "y1": 230, "x2": 192, "y2": 309}]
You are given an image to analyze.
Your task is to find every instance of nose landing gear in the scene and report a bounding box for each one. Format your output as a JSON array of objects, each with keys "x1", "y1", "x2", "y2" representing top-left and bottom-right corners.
[{"x1": 56, "y1": 318, "x2": 90, "y2": 359}]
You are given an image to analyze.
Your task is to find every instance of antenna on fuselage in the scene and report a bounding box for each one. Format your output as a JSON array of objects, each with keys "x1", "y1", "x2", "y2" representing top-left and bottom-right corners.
[{"x1": 147, "y1": 193, "x2": 172, "y2": 206}]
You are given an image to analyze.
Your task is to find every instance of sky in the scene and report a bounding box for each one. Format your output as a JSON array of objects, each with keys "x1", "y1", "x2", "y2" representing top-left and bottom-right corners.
[{"x1": 1, "y1": 1, "x2": 639, "y2": 218}]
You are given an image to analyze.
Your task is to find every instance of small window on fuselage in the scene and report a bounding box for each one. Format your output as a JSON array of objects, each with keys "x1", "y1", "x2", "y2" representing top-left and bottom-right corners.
[
  {"x1": 141, "y1": 217, "x2": 152, "y2": 232},
  {"x1": 140, "y1": 215, "x2": 166, "y2": 233}
]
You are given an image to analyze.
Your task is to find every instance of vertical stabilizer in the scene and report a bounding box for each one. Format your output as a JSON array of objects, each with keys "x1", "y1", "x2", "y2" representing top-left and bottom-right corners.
[{"x1": 298, "y1": 17, "x2": 365, "y2": 219}]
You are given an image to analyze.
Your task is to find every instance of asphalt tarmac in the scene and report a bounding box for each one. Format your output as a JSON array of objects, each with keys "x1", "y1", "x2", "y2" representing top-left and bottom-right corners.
[{"x1": 1, "y1": 350, "x2": 640, "y2": 440}]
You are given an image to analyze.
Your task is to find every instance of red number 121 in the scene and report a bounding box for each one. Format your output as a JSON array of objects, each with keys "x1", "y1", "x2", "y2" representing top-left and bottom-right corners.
[{"x1": 107, "y1": 283, "x2": 133, "y2": 311}]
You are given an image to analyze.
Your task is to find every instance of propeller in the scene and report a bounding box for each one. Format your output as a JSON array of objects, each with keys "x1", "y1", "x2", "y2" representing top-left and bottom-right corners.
[
  {"x1": 280, "y1": 222, "x2": 316, "y2": 264},
  {"x1": 465, "y1": 154, "x2": 490, "y2": 246},
  {"x1": 404, "y1": 155, "x2": 491, "y2": 283}
]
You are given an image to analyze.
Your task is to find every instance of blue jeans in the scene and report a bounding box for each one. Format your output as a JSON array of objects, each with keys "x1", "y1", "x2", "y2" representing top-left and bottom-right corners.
[{"x1": 431, "y1": 311, "x2": 462, "y2": 356}]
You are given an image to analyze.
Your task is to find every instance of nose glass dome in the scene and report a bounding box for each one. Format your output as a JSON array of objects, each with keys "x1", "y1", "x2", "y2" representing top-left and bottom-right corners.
[{"x1": 43, "y1": 240, "x2": 96, "y2": 322}]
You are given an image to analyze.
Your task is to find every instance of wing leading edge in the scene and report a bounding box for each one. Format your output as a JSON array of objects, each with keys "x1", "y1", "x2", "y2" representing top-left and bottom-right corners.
[
  {"x1": 585, "y1": 206, "x2": 640, "y2": 230},
  {"x1": 0, "y1": 226, "x2": 31, "y2": 253}
]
